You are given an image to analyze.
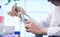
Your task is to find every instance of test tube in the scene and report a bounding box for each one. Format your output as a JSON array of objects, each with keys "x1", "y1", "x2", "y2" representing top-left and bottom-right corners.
[
  {"x1": 0, "y1": 5, "x2": 4, "y2": 26},
  {"x1": 14, "y1": 31, "x2": 20, "y2": 37}
]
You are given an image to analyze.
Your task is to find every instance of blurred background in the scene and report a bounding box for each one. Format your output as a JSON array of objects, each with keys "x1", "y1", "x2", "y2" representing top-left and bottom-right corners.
[{"x1": 0, "y1": 0, "x2": 55, "y2": 37}]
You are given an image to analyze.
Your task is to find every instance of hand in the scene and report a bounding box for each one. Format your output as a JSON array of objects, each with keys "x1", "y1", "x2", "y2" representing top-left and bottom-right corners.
[
  {"x1": 25, "y1": 20, "x2": 43, "y2": 34},
  {"x1": 8, "y1": 6, "x2": 26, "y2": 16}
]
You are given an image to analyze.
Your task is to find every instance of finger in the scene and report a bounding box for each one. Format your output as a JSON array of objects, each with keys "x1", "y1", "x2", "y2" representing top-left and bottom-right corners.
[
  {"x1": 12, "y1": 6, "x2": 16, "y2": 12},
  {"x1": 25, "y1": 20, "x2": 31, "y2": 24},
  {"x1": 12, "y1": 6, "x2": 18, "y2": 13},
  {"x1": 18, "y1": 7, "x2": 26, "y2": 14},
  {"x1": 25, "y1": 24, "x2": 32, "y2": 29},
  {"x1": 17, "y1": 7, "x2": 20, "y2": 12},
  {"x1": 25, "y1": 24, "x2": 31, "y2": 32},
  {"x1": 26, "y1": 29, "x2": 31, "y2": 32},
  {"x1": 8, "y1": 12, "x2": 14, "y2": 16},
  {"x1": 11, "y1": 11, "x2": 18, "y2": 16},
  {"x1": 25, "y1": 24, "x2": 30, "y2": 29},
  {"x1": 12, "y1": 11, "x2": 18, "y2": 16},
  {"x1": 12, "y1": 6, "x2": 20, "y2": 12},
  {"x1": 8, "y1": 11, "x2": 17, "y2": 16},
  {"x1": 21, "y1": 7, "x2": 26, "y2": 14},
  {"x1": 12, "y1": 6, "x2": 19, "y2": 16}
]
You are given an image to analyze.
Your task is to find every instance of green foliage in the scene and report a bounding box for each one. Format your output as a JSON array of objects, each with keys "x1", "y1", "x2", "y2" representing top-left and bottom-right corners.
[
  {"x1": 5, "y1": 0, "x2": 20, "y2": 5},
  {"x1": 5, "y1": 0, "x2": 11, "y2": 5}
]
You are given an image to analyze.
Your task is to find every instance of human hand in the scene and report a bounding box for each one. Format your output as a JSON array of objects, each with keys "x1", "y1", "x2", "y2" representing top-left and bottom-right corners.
[
  {"x1": 25, "y1": 20, "x2": 43, "y2": 34},
  {"x1": 8, "y1": 6, "x2": 26, "y2": 16}
]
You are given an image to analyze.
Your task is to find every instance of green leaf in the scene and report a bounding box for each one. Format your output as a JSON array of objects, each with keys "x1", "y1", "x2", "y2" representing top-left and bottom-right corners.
[
  {"x1": 5, "y1": 0, "x2": 11, "y2": 5},
  {"x1": 14, "y1": 0, "x2": 16, "y2": 1},
  {"x1": 5, "y1": 0, "x2": 20, "y2": 5},
  {"x1": 14, "y1": 0, "x2": 20, "y2": 1}
]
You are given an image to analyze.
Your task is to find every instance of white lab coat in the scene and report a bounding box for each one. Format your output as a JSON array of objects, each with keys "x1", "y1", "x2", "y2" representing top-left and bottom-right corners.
[{"x1": 38, "y1": 6, "x2": 60, "y2": 36}]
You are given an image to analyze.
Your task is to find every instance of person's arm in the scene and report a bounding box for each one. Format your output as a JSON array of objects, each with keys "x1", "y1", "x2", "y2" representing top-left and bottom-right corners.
[
  {"x1": 38, "y1": 13, "x2": 52, "y2": 28},
  {"x1": 47, "y1": 27, "x2": 60, "y2": 36},
  {"x1": 25, "y1": 12, "x2": 53, "y2": 35},
  {"x1": 36, "y1": 27, "x2": 60, "y2": 36},
  {"x1": 25, "y1": 19, "x2": 48, "y2": 35},
  {"x1": 39, "y1": 12, "x2": 60, "y2": 36}
]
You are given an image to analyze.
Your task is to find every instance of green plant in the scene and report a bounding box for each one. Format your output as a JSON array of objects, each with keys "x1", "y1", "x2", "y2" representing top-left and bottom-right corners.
[{"x1": 5, "y1": 0, "x2": 20, "y2": 5}]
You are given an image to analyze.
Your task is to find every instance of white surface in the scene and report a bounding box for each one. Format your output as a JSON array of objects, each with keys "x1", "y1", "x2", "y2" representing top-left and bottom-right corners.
[{"x1": 0, "y1": 26, "x2": 14, "y2": 35}]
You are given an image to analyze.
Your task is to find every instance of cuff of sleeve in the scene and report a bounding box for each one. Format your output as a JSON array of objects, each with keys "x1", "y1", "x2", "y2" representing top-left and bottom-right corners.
[{"x1": 47, "y1": 27, "x2": 60, "y2": 36}]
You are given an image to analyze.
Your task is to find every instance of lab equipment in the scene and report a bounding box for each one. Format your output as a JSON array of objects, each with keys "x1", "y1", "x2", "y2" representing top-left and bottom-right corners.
[
  {"x1": 14, "y1": 2, "x2": 32, "y2": 37},
  {"x1": 0, "y1": 26, "x2": 15, "y2": 35},
  {"x1": 2, "y1": 31, "x2": 20, "y2": 37},
  {"x1": 3, "y1": 35, "x2": 15, "y2": 37},
  {"x1": 14, "y1": 31, "x2": 20, "y2": 37},
  {"x1": 14, "y1": 3, "x2": 31, "y2": 23},
  {"x1": 0, "y1": 5, "x2": 4, "y2": 25}
]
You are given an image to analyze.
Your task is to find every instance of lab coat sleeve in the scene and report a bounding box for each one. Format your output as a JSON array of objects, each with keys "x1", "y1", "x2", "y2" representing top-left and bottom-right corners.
[
  {"x1": 48, "y1": 27, "x2": 60, "y2": 36},
  {"x1": 38, "y1": 13, "x2": 52, "y2": 28}
]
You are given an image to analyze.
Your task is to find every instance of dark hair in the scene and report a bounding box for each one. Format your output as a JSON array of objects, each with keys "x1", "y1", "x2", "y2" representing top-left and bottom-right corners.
[
  {"x1": 48, "y1": 0, "x2": 60, "y2": 2},
  {"x1": 48, "y1": 0, "x2": 52, "y2": 2}
]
